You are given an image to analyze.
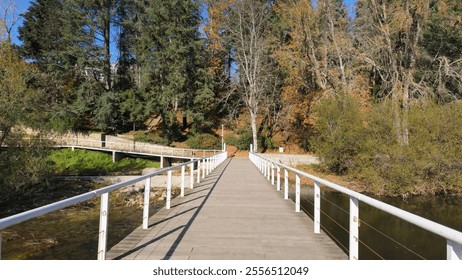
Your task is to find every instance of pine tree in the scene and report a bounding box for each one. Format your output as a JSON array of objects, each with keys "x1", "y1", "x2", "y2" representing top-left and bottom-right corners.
[{"x1": 130, "y1": 0, "x2": 214, "y2": 138}]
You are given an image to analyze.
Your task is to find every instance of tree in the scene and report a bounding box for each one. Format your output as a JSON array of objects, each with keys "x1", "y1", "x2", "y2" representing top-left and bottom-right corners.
[
  {"x1": 0, "y1": 41, "x2": 51, "y2": 192},
  {"x1": 223, "y1": 0, "x2": 276, "y2": 152},
  {"x1": 273, "y1": 0, "x2": 357, "y2": 150},
  {"x1": 420, "y1": 0, "x2": 462, "y2": 102},
  {"x1": 130, "y1": 0, "x2": 214, "y2": 138},
  {"x1": 0, "y1": 0, "x2": 21, "y2": 43}
]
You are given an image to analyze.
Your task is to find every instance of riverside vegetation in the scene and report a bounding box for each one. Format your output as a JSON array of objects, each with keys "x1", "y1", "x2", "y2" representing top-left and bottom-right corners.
[{"x1": 1, "y1": 0, "x2": 462, "y2": 200}]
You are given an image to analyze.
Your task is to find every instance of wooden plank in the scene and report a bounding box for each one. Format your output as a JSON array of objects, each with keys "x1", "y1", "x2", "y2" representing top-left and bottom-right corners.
[{"x1": 106, "y1": 158, "x2": 347, "y2": 260}]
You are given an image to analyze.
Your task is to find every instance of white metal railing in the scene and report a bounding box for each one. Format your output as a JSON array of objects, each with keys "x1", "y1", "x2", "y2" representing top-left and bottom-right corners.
[
  {"x1": 0, "y1": 151, "x2": 228, "y2": 260},
  {"x1": 249, "y1": 152, "x2": 462, "y2": 260},
  {"x1": 21, "y1": 137, "x2": 222, "y2": 158}
]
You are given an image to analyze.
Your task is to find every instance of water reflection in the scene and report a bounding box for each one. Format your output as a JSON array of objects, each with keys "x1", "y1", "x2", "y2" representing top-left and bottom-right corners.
[{"x1": 294, "y1": 186, "x2": 462, "y2": 260}]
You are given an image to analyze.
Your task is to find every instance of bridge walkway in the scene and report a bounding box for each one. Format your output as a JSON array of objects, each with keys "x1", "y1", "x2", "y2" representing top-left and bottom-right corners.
[{"x1": 106, "y1": 158, "x2": 347, "y2": 260}]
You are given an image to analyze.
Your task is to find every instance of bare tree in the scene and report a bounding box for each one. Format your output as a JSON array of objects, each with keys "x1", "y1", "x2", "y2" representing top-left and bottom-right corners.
[
  {"x1": 357, "y1": 0, "x2": 431, "y2": 145},
  {"x1": 224, "y1": 0, "x2": 275, "y2": 152},
  {"x1": 0, "y1": 0, "x2": 20, "y2": 43}
]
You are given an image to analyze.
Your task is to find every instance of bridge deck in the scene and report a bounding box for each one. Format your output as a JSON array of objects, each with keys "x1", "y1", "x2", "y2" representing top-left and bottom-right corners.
[{"x1": 106, "y1": 158, "x2": 347, "y2": 260}]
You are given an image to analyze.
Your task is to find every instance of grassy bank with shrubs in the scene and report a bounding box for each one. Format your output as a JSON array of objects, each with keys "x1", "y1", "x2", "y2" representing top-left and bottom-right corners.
[
  {"x1": 312, "y1": 94, "x2": 462, "y2": 197},
  {"x1": 48, "y1": 148, "x2": 160, "y2": 176}
]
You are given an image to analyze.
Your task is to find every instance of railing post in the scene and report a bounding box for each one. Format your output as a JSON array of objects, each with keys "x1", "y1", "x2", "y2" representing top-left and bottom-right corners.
[
  {"x1": 190, "y1": 162, "x2": 194, "y2": 189},
  {"x1": 271, "y1": 163, "x2": 275, "y2": 185},
  {"x1": 314, "y1": 181, "x2": 321, "y2": 234},
  {"x1": 350, "y1": 197, "x2": 359, "y2": 260},
  {"x1": 197, "y1": 160, "x2": 201, "y2": 183},
  {"x1": 447, "y1": 240, "x2": 462, "y2": 260},
  {"x1": 98, "y1": 193, "x2": 109, "y2": 260},
  {"x1": 181, "y1": 165, "x2": 185, "y2": 197},
  {"x1": 277, "y1": 166, "x2": 281, "y2": 191},
  {"x1": 202, "y1": 159, "x2": 206, "y2": 178},
  {"x1": 166, "y1": 170, "x2": 172, "y2": 209},
  {"x1": 295, "y1": 174, "x2": 301, "y2": 212},
  {"x1": 263, "y1": 160, "x2": 267, "y2": 177},
  {"x1": 284, "y1": 168, "x2": 289, "y2": 200},
  {"x1": 142, "y1": 177, "x2": 151, "y2": 229},
  {"x1": 267, "y1": 161, "x2": 271, "y2": 181}
]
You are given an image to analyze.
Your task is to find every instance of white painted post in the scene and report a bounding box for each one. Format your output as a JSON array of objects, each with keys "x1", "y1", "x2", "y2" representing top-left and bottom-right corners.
[
  {"x1": 295, "y1": 174, "x2": 301, "y2": 212},
  {"x1": 202, "y1": 159, "x2": 206, "y2": 178},
  {"x1": 350, "y1": 197, "x2": 359, "y2": 260},
  {"x1": 190, "y1": 162, "x2": 194, "y2": 189},
  {"x1": 314, "y1": 181, "x2": 321, "y2": 234},
  {"x1": 263, "y1": 160, "x2": 267, "y2": 177},
  {"x1": 142, "y1": 177, "x2": 151, "y2": 229},
  {"x1": 250, "y1": 144, "x2": 253, "y2": 153},
  {"x1": 160, "y1": 155, "x2": 164, "y2": 168},
  {"x1": 271, "y1": 163, "x2": 275, "y2": 185},
  {"x1": 267, "y1": 161, "x2": 271, "y2": 181},
  {"x1": 98, "y1": 193, "x2": 109, "y2": 260},
  {"x1": 276, "y1": 166, "x2": 281, "y2": 191},
  {"x1": 447, "y1": 240, "x2": 462, "y2": 260},
  {"x1": 181, "y1": 165, "x2": 185, "y2": 197},
  {"x1": 197, "y1": 160, "x2": 201, "y2": 183},
  {"x1": 284, "y1": 169, "x2": 289, "y2": 200},
  {"x1": 166, "y1": 170, "x2": 172, "y2": 209}
]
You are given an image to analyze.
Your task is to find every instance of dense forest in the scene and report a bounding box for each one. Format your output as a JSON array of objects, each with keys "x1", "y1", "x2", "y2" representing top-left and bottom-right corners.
[{"x1": 1, "y1": 0, "x2": 462, "y2": 196}]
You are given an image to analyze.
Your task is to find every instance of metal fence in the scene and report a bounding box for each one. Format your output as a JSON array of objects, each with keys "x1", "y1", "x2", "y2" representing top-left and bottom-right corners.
[
  {"x1": 0, "y1": 151, "x2": 228, "y2": 260},
  {"x1": 249, "y1": 152, "x2": 462, "y2": 260}
]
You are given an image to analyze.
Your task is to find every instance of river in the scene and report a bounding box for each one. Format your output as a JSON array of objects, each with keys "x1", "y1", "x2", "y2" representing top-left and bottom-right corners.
[{"x1": 296, "y1": 187, "x2": 462, "y2": 260}]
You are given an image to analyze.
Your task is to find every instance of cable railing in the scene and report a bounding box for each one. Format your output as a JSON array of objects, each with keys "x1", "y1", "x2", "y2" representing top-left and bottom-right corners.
[
  {"x1": 0, "y1": 151, "x2": 228, "y2": 260},
  {"x1": 249, "y1": 152, "x2": 462, "y2": 260}
]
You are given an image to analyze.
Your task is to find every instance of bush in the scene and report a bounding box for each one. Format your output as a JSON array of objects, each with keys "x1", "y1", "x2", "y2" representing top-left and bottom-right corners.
[
  {"x1": 225, "y1": 130, "x2": 253, "y2": 150},
  {"x1": 312, "y1": 96, "x2": 462, "y2": 196},
  {"x1": 133, "y1": 131, "x2": 170, "y2": 146},
  {"x1": 185, "y1": 133, "x2": 221, "y2": 150},
  {"x1": 311, "y1": 94, "x2": 364, "y2": 174}
]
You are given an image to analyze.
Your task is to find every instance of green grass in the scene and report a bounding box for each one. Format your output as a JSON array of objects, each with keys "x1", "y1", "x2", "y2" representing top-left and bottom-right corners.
[{"x1": 48, "y1": 148, "x2": 160, "y2": 175}]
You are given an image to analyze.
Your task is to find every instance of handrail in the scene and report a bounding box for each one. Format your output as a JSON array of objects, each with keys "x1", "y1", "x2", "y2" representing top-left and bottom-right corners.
[
  {"x1": 249, "y1": 152, "x2": 462, "y2": 260},
  {"x1": 17, "y1": 137, "x2": 223, "y2": 158},
  {"x1": 0, "y1": 151, "x2": 228, "y2": 260}
]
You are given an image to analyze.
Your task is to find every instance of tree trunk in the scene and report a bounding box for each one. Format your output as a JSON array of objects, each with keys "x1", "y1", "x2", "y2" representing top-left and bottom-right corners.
[{"x1": 250, "y1": 110, "x2": 258, "y2": 152}]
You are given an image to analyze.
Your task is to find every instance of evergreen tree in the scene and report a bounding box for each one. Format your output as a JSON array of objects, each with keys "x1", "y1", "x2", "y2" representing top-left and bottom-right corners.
[{"x1": 131, "y1": 0, "x2": 214, "y2": 138}]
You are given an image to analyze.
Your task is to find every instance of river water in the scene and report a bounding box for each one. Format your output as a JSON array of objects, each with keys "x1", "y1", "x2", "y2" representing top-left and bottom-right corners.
[
  {"x1": 296, "y1": 187, "x2": 462, "y2": 260},
  {"x1": 1, "y1": 191, "x2": 167, "y2": 260}
]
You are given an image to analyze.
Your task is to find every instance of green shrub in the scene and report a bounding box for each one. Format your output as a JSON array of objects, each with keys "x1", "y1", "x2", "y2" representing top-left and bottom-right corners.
[
  {"x1": 185, "y1": 133, "x2": 221, "y2": 150},
  {"x1": 225, "y1": 130, "x2": 253, "y2": 150},
  {"x1": 312, "y1": 94, "x2": 364, "y2": 174},
  {"x1": 312, "y1": 97, "x2": 462, "y2": 195},
  {"x1": 133, "y1": 131, "x2": 170, "y2": 146}
]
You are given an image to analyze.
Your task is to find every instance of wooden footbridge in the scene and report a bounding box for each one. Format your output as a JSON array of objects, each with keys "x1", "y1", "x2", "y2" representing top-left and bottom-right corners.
[
  {"x1": 106, "y1": 158, "x2": 345, "y2": 260},
  {"x1": 1, "y1": 144, "x2": 461, "y2": 260}
]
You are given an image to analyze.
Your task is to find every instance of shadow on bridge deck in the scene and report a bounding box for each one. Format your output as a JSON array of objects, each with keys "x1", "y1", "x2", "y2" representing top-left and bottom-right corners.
[{"x1": 106, "y1": 158, "x2": 347, "y2": 260}]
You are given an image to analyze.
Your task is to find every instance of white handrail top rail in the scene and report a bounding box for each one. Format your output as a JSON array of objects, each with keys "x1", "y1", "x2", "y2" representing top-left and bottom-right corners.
[
  {"x1": 0, "y1": 152, "x2": 226, "y2": 231},
  {"x1": 250, "y1": 152, "x2": 462, "y2": 245}
]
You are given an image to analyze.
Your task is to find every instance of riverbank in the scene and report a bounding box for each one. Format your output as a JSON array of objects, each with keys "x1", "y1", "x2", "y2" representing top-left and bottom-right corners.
[
  {"x1": 0, "y1": 177, "x2": 181, "y2": 260},
  {"x1": 295, "y1": 163, "x2": 462, "y2": 199}
]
